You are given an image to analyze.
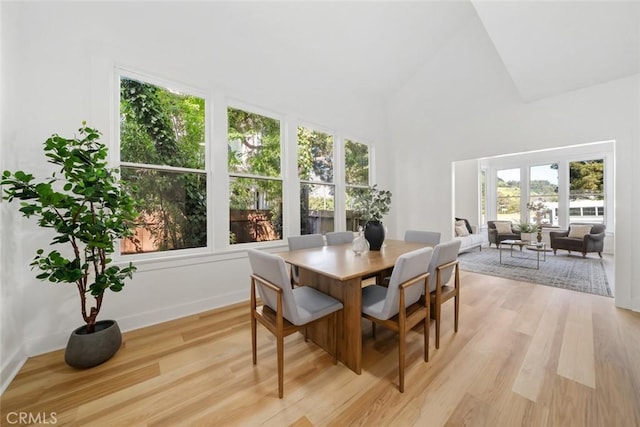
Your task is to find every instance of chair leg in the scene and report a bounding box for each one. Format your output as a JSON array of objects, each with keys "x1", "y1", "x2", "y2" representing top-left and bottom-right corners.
[
  {"x1": 251, "y1": 311, "x2": 257, "y2": 365},
  {"x1": 399, "y1": 324, "x2": 406, "y2": 393},
  {"x1": 435, "y1": 301, "x2": 441, "y2": 349},
  {"x1": 454, "y1": 294, "x2": 459, "y2": 333},
  {"x1": 277, "y1": 333, "x2": 284, "y2": 398},
  {"x1": 424, "y1": 312, "x2": 430, "y2": 363},
  {"x1": 598, "y1": 252, "x2": 603, "y2": 259},
  {"x1": 372, "y1": 322, "x2": 376, "y2": 340}
]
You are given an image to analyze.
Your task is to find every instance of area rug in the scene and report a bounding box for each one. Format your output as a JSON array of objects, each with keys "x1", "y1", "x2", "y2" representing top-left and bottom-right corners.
[{"x1": 458, "y1": 247, "x2": 612, "y2": 297}]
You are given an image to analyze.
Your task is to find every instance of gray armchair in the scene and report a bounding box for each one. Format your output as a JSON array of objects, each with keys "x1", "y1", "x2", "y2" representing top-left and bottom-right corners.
[
  {"x1": 550, "y1": 223, "x2": 606, "y2": 258},
  {"x1": 487, "y1": 221, "x2": 521, "y2": 248}
]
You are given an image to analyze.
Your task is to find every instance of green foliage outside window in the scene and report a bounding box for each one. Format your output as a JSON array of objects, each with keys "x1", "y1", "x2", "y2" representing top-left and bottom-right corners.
[
  {"x1": 228, "y1": 108, "x2": 283, "y2": 243},
  {"x1": 345, "y1": 140, "x2": 369, "y2": 186},
  {"x1": 120, "y1": 77, "x2": 207, "y2": 253}
]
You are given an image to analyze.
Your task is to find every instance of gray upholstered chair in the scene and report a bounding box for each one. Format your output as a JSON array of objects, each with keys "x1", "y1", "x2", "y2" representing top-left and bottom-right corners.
[
  {"x1": 427, "y1": 239, "x2": 462, "y2": 349},
  {"x1": 487, "y1": 220, "x2": 521, "y2": 247},
  {"x1": 550, "y1": 223, "x2": 606, "y2": 258},
  {"x1": 361, "y1": 247, "x2": 433, "y2": 392},
  {"x1": 325, "y1": 231, "x2": 355, "y2": 246},
  {"x1": 287, "y1": 234, "x2": 325, "y2": 286},
  {"x1": 404, "y1": 230, "x2": 442, "y2": 245},
  {"x1": 380, "y1": 230, "x2": 440, "y2": 287},
  {"x1": 248, "y1": 249, "x2": 343, "y2": 398}
]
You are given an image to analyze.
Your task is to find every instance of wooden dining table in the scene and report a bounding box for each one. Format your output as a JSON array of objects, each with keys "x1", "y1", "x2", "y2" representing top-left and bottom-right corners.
[{"x1": 277, "y1": 239, "x2": 432, "y2": 374}]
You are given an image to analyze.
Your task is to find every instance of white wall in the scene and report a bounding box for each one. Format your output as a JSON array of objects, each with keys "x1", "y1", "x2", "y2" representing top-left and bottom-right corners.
[
  {"x1": 453, "y1": 159, "x2": 480, "y2": 227},
  {"x1": 389, "y1": 15, "x2": 640, "y2": 311},
  {"x1": 0, "y1": 2, "x2": 389, "y2": 392}
]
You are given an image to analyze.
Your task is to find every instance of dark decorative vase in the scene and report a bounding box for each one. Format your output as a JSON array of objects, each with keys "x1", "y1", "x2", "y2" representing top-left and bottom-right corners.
[
  {"x1": 65, "y1": 320, "x2": 122, "y2": 369},
  {"x1": 364, "y1": 220, "x2": 385, "y2": 251}
]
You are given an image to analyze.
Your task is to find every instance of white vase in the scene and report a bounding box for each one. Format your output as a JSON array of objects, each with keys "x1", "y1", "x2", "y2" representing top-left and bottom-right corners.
[{"x1": 520, "y1": 232, "x2": 536, "y2": 243}]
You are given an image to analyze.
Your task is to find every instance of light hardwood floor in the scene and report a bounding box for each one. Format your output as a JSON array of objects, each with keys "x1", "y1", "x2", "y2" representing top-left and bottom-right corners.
[{"x1": 2, "y1": 271, "x2": 639, "y2": 426}]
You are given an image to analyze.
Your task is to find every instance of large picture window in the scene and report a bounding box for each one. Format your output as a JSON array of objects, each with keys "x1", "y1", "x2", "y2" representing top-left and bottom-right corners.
[
  {"x1": 529, "y1": 164, "x2": 558, "y2": 225},
  {"x1": 496, "y1": 168, "x2": 520, "y2": 223},
  {"x1": 569, "y1": 159, "x2": 605, "y2": 224},
  {"x1": 344, "y1": 139, "x2": 370, "y2": 232},
  {"x1": 119, "y1": 75, "x2": 207, "y2": 254},
  {"x1": 298, "y1": 126, "x2": 334, "y2": 235},
  {"x1": 228, "y1": 107, "x2": 283, "y2": 244}
]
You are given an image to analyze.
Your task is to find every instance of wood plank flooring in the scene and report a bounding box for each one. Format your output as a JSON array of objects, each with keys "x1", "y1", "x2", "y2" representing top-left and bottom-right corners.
[{"x1": 2, "y1": 270, "x2": 639, "y2": 426}]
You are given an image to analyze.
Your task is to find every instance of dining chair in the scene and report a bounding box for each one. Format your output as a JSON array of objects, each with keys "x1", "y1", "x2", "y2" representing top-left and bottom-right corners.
[
  {"x1": 404, "y1": 229, "x2": 442, "y2": 245},
  {"x1": 325, "y1": 231, "x2": 355, "y2": 246},
  {"x1": 427, "y1": 239, "x2": 462, "y2": 349},
  {"x1": 287, "y1": 234, "x2": 325, "y2": 286},
  {"x1": 248, "y1": 249, "x2": 343, "y2": 398},
  {"x1": 380, "y1": 230, "x2": 441, "y2": 287},
  {"x1": 361, "y1": 247, "x2": 433, "y2": 392}
]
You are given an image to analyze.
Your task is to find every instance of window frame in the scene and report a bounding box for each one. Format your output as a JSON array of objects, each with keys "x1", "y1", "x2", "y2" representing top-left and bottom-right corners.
[
  {"x1": 343, "y1": 138, "x2": 372, "y2": 232},
  {"x1": 296, "y1": 122, "x2": 336, "y2": 235},
  {"x1": 115, "y1": 67, "x2": 212, "y2": 261},
  {"x1": 226, "y1": 101, "x2": 285, "y2": 246}
]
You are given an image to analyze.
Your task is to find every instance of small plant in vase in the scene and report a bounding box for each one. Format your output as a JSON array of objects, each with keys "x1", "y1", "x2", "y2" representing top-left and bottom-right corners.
[{"x1": 353, "y1": 184, "x2": 392, "y2": 250}]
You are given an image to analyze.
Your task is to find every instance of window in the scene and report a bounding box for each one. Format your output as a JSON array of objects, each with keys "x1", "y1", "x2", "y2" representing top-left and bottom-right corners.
[
  {"x1": 119, "y1": 75, "x2": 207, "y2": 254},
  {"x1": 228, "y1": 107, "x2": 283, "y2": 244},
  {"x1": 569, "y1": 159, "x2": 604, "y2": 224},
  {"x1": 496, "y1": 168, "x2": 520, "y2": 223},
  {"x1": 297, "y1": 126, "x2": 334, "y2": 235},
  {"x1": 529, "y1": 164, "x2": 558, "y2": 225},
  {"x1": 344, "y1": 139, "x2": 370, "y2": 231}
]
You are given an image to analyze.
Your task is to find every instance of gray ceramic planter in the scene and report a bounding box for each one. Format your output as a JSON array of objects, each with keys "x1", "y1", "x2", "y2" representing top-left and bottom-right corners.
[{"x1": 65, "y1": 320, "x2": 122, "y2": 369}]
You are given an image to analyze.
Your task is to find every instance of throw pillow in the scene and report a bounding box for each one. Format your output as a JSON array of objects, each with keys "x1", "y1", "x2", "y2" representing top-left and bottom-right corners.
[
  {"x1": 455, "y1": 217, "x2": 473, "y2": 234},
  {"x1": 455, "y1": 225, "x2": 469, "y2": 237},
  {"x1": 494, "y1": 222, "x2": 513, "y2": 234},
  {"x1": 568, "y1": 224, "x2": 592, "y2": 239}
]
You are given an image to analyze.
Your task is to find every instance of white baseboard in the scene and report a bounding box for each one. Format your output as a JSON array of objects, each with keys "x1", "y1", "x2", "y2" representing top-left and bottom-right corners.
[{"x1": 1, "y1": 347, "x2": 27, "y2": 395}]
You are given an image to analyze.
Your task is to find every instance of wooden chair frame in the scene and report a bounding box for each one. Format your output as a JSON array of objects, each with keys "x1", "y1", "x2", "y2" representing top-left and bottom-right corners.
[
  {"x1": 429, "y1": 259, "x2": 460, "y2": 349},
  {"x1": 250, "y1": 274, "x2": 338, "y2": 398},
  {"x1": 362, "y1": 272, "x2": 430, "y2": 393}
]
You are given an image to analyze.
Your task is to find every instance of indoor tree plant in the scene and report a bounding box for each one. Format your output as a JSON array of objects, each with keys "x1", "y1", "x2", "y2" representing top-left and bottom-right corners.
[
  {"x1": 353, "y1": 184, "x2": 392, "y2": 250},
  {"x1": 1, "y1": 122, "x2": 138, "y2": 368}
]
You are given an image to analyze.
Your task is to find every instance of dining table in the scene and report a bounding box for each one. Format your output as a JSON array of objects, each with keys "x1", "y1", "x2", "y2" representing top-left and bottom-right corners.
[{"x1": 277, "y1": 239, "x2": 433, "y2": 374}]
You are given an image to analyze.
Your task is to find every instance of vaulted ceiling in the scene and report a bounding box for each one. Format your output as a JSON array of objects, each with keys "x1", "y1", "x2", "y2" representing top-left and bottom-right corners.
[{"x1": 224, "y1": 1, "x2": 640, "y2": 103}]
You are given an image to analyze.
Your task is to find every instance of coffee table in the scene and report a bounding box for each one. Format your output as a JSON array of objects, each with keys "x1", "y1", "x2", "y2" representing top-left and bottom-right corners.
[{"x1": 499, "y1": 239, "x2": 546, "y2": 269}]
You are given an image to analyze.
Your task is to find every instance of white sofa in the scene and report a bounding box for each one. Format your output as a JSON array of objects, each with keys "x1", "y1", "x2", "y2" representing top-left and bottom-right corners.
[{"x1": 454, "y1": 219, "x2": 486, "y2": 254}]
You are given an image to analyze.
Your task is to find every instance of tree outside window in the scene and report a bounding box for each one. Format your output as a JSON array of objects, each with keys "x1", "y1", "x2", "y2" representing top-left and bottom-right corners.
[
  {"x1": 298, "y1": 126, "x2": 334, "y2": 235},
  {"x1": 569, "y1": 159, "x2": 604, "y2": 224},
  {"x1": 119, "y1": 76, "x2": 207, "y2": 254},
  {"x1": 345, "y1": 139, "x2": 370, "y2": 231},
  {"x1": 228, "y1": 107, "x2": 283, "y2": 244}
]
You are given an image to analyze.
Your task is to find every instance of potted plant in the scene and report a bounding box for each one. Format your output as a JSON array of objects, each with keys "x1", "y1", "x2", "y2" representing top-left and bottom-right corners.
[
  {"x1": 1, "y1": 123, "x2": 138, "y2": 368},
  {"x1": 516, "y1": 221, "x2": 537, "y2": 243},
  {"x1": 353, "y1": 184, "x2": 392, "y2": 250}
]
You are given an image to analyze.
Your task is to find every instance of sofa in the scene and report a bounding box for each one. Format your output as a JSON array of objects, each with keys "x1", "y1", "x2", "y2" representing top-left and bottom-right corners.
[
  {"x1": 549, "y1": 223, "x2": 606, "y2": 258},
  {"x1": 454, "y1": 218, "x2": 485, "y2": 253},
  {"x1": 488, "y1": 220, "x2": 521, "y2": 247}
]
